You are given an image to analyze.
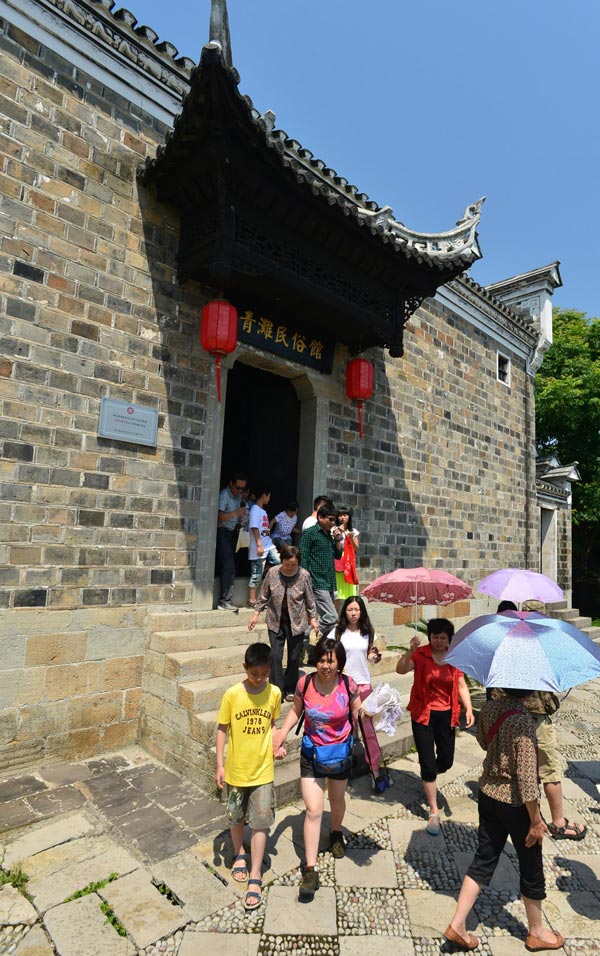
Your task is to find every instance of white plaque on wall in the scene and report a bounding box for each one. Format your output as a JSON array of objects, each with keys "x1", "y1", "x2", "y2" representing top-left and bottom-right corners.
[{"x1": 98, "y1": 397, "x2": 158, "y2": 447}]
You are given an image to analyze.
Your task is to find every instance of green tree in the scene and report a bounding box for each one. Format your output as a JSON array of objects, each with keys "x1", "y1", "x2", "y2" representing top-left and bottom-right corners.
[{"x1": 535, "y1": 308, "x2": 600, "y2": 572}]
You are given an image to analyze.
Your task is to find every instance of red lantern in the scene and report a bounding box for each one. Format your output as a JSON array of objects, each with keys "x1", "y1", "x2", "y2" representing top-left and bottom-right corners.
[
  {"x1": 346, "y1": 358, "x2": 374, "y2": 439},
  {"x1": 200, "y1": 300, "x2": 238, "y2": 402}
]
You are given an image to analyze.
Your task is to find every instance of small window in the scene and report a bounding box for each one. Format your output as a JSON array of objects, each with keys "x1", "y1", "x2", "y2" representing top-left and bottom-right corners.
[{"x1": 497, "y1": 353, "x2": 511, "y2": 386}]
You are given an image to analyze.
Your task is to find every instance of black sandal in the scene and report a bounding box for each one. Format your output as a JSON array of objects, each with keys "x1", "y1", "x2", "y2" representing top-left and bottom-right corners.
[
  {"x1": 547, "y1": 819, "x2": 587, "y2": 841},
  {"x1": 244, "y1": 878, "x2": 262, "y2": 910},
  {"x1": 231, "y1": 853, "x2": 248, "y2": 882}
]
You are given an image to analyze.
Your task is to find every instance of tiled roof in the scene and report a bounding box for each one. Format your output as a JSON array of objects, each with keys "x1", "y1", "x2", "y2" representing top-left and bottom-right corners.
[
  {"x1": 145, "y1": 41, "x2": 484, "y2": 274},
  {"x1": 46, "y1": 2, "x2": 484, "y2": 274},
  {"x1": 258, "y1": 109, "x2": 485, "y2": 270}
]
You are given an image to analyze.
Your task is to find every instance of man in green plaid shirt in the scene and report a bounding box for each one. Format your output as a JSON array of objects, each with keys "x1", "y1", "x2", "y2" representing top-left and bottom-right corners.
[{"x1": 300, "y1": 505, "x2": 343, "y2": 637}]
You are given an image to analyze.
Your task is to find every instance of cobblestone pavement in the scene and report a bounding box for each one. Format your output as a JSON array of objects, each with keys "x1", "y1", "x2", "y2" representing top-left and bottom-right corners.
[{"x1": 1, "y1": 684, "x2": 600, "y2": 956}]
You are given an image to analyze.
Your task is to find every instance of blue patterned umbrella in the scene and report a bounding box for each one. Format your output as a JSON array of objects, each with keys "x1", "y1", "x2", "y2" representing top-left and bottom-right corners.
[{"x1": 445, "y1": 611, "x2": 600, "y2": 692}]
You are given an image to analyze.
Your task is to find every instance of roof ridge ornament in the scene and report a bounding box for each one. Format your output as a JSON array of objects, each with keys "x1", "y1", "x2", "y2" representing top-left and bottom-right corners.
[
  {"x1": 208, "y1": 0, "x2": 232, "y2": 67},
  {"x1": 456, "y1": 197, "x2": 486, "y2": 226}
]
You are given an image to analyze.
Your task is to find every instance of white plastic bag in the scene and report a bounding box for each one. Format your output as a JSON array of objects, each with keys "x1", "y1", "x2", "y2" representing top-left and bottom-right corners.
[{"x1": 361, "y1": 682, "x2": 403, "y2": 737}]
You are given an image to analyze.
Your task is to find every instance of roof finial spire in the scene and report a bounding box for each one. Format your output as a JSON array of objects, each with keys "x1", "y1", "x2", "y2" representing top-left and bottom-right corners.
[{"x1": 209, "y1": 0, "x2": 232, "y2": 67}]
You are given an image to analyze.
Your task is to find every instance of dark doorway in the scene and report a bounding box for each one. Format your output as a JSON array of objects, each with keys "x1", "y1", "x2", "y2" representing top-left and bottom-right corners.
[{"x1": 221, "y1": 362, "x2": 301, "y2": 575}]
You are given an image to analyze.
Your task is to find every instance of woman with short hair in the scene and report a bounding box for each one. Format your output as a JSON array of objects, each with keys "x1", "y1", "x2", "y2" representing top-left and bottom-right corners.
[
  {"x1": 396, "y1": 618, "x2": 474, "y2": 835},
  {"x1": 248, "y1": 545, "x2": 317, "y2": 701}
]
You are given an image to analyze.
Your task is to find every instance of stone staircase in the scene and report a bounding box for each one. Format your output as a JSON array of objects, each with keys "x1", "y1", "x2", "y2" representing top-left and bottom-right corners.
[
  {"x1": 545, "y1": 601, "x2": 600, "y2": 644},
  {"x1": 140, "y1": 605, "x2": 415, "y2": 802},
  {"x1": 138, "y1": 598, "x2": 600, "y2": 801}
]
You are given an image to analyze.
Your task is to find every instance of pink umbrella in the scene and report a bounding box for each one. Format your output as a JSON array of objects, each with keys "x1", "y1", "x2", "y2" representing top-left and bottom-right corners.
[
  {"x1": 361, "y1": 567, "x2": 473, "y2": 630},
  {"x1": 476, "y1": 568, "x2": 563, "y2": 605}
]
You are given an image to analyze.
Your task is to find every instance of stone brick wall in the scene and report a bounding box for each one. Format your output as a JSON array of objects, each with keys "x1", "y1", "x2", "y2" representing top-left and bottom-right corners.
[
  {"x1": 0, "y1": 17, "x2": 209, "y2": 613},
  {"x1": 324, "y1": 295, "x2": 537, "y2": 586},
  {"x1": 0, "y1": 606, "x2": 144, "y2": 771},
  {"x1": 556, "y1": 505, "x2": 572, "y2": 596},
  {"x1": 0, "y1": 11, "x2": 213, "y2": 769}
]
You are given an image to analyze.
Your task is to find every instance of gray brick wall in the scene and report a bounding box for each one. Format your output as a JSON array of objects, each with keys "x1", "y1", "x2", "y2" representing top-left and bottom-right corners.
[{"x1": 0, "y1": 19, "x2": 208, "y2": 611}]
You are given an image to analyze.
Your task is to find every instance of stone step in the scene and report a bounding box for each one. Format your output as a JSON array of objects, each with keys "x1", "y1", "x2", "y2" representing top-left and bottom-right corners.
[
  {"x1": 545, "y1": 600, "x2": 568, "y2": 611},
  {"x1": 583, "y1": 626, "x2": 600, "y2": 645},
  {"x1": 547, "y1": 607, "x2": 582, "y2": 621},
  {"x1": 188, "y1": 667, "x2": 415, "y2": 733},
  {"x1": 565, "y1": 615, "x2": 592, "y2": 630},
  {"x1": 179, "y1": 672, "x2": 246, "y2": 714},
  {"x1": 148, "y1": 607, "x2": 255, "y2": 634},
  {"x1": 152, "y1": 623, "x2": 267, "y2": 655},
  {"x1": 166, "y1": 642, "x2": 266, "y2": 683},
  {"x1": 168, "y1": 643, "x2": 402, "y2": 687}
]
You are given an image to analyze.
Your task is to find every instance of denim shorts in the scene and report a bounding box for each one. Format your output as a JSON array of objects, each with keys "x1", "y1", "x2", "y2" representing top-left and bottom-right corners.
[
  {"x1": 249, "y1": 547, "x2": 280, "y2": 586},
  {"x1": 225, "y1": 781, "x2": 275, "y2": 830}
]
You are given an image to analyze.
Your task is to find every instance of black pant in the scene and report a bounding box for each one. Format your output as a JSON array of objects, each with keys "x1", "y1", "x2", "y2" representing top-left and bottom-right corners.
[
  {"x1": 411, "y1": 710, "x2": 455, "y2": 782},
  {"x1": 268, "y1": 624, "x2": 304, "y2": 695},
  {"x1": 467, "y1": 791, "x2": 545, "y2": 899},
  {"x1": 216, "y1": 527, "x2": 236, "y2": 603}
]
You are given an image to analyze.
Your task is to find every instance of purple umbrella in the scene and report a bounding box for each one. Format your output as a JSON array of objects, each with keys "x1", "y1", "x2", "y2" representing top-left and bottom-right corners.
[{"x1": 476, "y1": 569, "x2": 563, "y2": 605}]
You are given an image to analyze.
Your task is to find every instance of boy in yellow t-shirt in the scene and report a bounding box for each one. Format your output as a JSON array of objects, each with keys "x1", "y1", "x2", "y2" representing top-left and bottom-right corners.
[{"x1": 216, "y1": 642, "x2": 282, "y2": 910}]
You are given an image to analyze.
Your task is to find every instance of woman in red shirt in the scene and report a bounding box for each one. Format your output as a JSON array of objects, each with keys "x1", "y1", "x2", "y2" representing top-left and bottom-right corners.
[{"x1": 396, "y1": 618, "x2": 474, "y2": 835}]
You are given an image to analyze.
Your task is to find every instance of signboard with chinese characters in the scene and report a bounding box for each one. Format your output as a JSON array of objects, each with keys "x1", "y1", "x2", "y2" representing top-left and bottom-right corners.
[
  {"x1": 98, "y1": 398, "x2": 158, "y2": 447},
  {"x1": 237, "y1": 309, "x2": 334, "y2": 373}
]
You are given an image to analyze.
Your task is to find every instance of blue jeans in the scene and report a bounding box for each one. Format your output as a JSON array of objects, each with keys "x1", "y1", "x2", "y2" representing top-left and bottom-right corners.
[{"x1": 249, "y1": 546, "x2": 281, "y2": 587}]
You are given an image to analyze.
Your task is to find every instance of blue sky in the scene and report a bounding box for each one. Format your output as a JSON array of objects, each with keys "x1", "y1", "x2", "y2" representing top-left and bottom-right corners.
[{"x1": 138, "y1": 0, "x2": 599, "y2": 318}]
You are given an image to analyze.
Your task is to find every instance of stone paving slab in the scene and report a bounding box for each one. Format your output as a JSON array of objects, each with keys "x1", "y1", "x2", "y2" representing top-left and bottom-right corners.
[
  {"x1": 37, "y1": 765, "x2": 93, "y2": 787},
  {"x1": 339, "y1": 939, "x2": 415, "y2": 956},
  {"x1": 403, "y1": 888, "x2": 459, "y2": 937},
  {"x1": 263, "y1": 885, "x2": 337, "y2": 935},
  {"x1": 263, "y1": 832, "x2": 303, "y2": 879},
  {"x1": 0, "y1": 798, "x2": 40, "y2": 833},
  {"x1": 542, "y1": 889, "x2": 600, "y2": 938},
  {"x1": 335, "y1": 847, "x2": 397, "y2": 887},
  {"x1": 0, "y1": 776, "x2": 47, "y2": 803},
  {"x1": 560, "y1": 776, "x2": 599, "y2": 801},
  {"x1": 431, "y1": 760, "x2": 475, "y2": 786},
  {"x1": 98, "y1": 868, "x2": 190, "y2": 949},
  {"x1": 129, "y1": 820, "x2": 198, "y2": 861},
  {"x1": 569, "y1": 759, "x2": 600, "y2": 781},
  {"x1": 179, "y1": 930, "x2": 260, "y2": 956},
  {"x1": 191, "y1": 836, "x2": 248, "y2": 900},
  {"x1": 337, "y1": 793, "x2": 397, "y2": 826},
  {"x1": 27, "y1": 840, "x2": 140, "y2": 913},
  {"x1": 44, "y1": 894, "x2": 135, "y2": 956},
  {"x1": 551, "y1": 851, "x2": 600, "y2": 887},
  {"x1": 12, "y1": 925, "x2": 55, "y2": 955},
  {"x1": 488, "y1": 938, "x2": 538, "y2": 956},
  {"x1": 442, "y1": 793, "x2": 480, "y2": 825},
  {"x1": 4, "y1": 813, "x2": 96, "y2": 867},
  {"x1": 388, "y1": 817, "x2": 449, "y2": 854},
  {"x1": 151, "y1": 848, "x2": 237, "y2": 921},
  {"x1": 0, "y1": 884, "x2": 38, "y2": 925},
  {"x1": 125, "y1": 767, "x2": 182, "y2": 794},
  {"x1": 18, "y1": 831, "x2": 129, "y2": 877},
  {"x1": 26, "y1": 787, "x2": 87, "y2": 817}
]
